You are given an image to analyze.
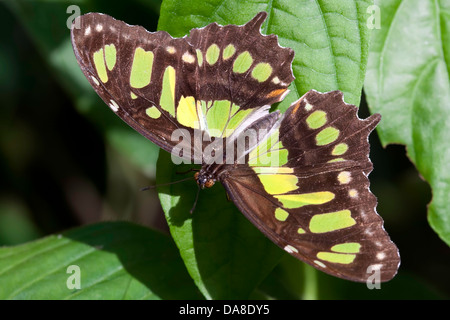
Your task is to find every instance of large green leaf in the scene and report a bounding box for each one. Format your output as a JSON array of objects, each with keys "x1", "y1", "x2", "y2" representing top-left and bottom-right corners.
[
  {"x1": 0, "y1": 222, "x2": 202, "y2": 299},
  {"x1": 364, "y1": 0, "x2": 450, "y2": 246},
  {"x1": 158, "y1": 0, "x2": 374, "y2": 108},
  {"x1": 157, "y1": 151, "x2": 283, "y2": 299},
  {"x1": 157, "y1": 0, "x2": 374, "y2": 298}
]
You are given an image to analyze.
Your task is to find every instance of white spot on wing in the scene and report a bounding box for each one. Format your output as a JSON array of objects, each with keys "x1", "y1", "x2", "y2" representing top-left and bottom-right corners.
[
  {"x1": 377, "y1": 252, "x2": 386, "y2": 260},
  {"x1": 284, "y1": 245, "x2": 298, "y2": 254},
  {"x1": 96, "y1": 24, "x2": 103, "y2": 32},
  {"x1": 91, "y1": 75, "x2": 100, "y2": 86},
  {"x1": 338, "y1": 171, "x2": 352, "y2": 184},
  {"x1": 314, "y1": 260, "x2": 326, "y2": 268},
  {"x1": 84, "y1": 26, "x2": 91, "y2": 36},
  {"x1": 304, "y1": 99, "x2": 313, "y2": 111},
  {"x1": 182, "y1": 52, "x2": 195, "y2": 63},
  {"x1": 109, "y1": 100, "x2": 119, "y2": 112},
  {"x1": 349, "y1": 189, "x2": 358, "y2": 198}
]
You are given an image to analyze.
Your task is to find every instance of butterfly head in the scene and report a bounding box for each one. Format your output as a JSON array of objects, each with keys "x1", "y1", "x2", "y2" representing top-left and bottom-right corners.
[{"x1": 194, "y1": 170, "x2": 216, "y2": 189}]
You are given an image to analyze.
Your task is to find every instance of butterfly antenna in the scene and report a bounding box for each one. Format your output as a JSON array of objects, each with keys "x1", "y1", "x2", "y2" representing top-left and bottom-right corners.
[
  {"x1": 190, "y1": 184, "x2": 201, "y2": 214},
  {"x1": 140, "y1": 176, "x2": 194, "y2": 191}
]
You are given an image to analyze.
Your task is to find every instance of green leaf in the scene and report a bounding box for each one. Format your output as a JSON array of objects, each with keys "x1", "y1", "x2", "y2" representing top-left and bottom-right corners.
[
  {"x1": 157, "y1": 0, "x2": 375, "y2": 298},
  {"x1": 0, "y1": 222, "x2": 202, "y2": 299},
  {"x1": 254, "y1": 255, "x2": 318, "y2": 300},
  {"x1": 364, "y1": 0, "x2": 450, "y2": 246},
  {"x1": 158, "y1": 0, "x2": 374, "y2": 108},
  {"x1": 157, "y1": 151, "x2": 283, "y2": 299},
  {"x1": 156, "y1": 0, "x2": 375, "y2": 298}
]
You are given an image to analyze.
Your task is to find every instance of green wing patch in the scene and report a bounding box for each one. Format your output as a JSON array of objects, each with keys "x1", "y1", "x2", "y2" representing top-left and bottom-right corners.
[{"x1": 222, "y1": 90, "x2": 400, "y2": 283}]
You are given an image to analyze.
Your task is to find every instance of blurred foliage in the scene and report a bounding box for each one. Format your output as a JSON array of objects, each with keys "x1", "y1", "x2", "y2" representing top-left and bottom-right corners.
[
  {"x1": 365, "y1": 0, "x2": 450, "y2": 247},
  {"x1": 0, "y1": 0, "x2": 165, "y2": 236},
  {"x1": 0, "y1": 0, "x2": 449, "y2": 299}
]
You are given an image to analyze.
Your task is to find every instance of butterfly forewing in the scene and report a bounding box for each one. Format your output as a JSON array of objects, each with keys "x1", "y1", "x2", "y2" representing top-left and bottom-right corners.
[
  {"x1": 71, "y1": 14, "x2": 198, "y2": 154},
  {"x1": 71, "y1": 12, "x2": 294, "y2": 162}
]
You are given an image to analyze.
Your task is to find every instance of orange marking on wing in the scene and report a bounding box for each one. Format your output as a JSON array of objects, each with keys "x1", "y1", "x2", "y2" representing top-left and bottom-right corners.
[
  {"x1": 291, "y1": 100, "x2": 302, "y2": 114},
  {"x1": 266, "y1": 88, "x2": 287, "y2": 99}
]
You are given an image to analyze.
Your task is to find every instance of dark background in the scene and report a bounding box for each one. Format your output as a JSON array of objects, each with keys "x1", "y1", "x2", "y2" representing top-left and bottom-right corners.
[{"x1": 0, "y1": 1, "x2": 448, "y2": 299}]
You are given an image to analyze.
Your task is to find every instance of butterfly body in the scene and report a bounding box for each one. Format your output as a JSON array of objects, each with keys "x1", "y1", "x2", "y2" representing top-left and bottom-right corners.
[
  {"x1": 71, "y1": 11, "x2": 400, "y2": 282},
  {"x1": 194, "y1": 170, "x2": 216, "y2": 189}
]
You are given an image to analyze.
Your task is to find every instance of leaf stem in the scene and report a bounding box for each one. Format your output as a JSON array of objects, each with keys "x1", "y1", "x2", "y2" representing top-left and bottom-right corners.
[{"x1": 301, "y1": 264, "x2": 318, "y2": 300}]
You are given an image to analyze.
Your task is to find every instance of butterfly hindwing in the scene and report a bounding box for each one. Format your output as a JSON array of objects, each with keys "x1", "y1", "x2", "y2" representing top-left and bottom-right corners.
[
  {"x1": 221, "y1": 90, "x2": 400, "y2": 282},
  {"x1": 281, "y1": 90, "x2": 379, "y2": 173}
]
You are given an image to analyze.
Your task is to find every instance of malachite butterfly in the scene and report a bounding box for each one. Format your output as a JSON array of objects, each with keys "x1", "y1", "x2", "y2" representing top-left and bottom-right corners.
[{"x1": 71, "y1": 12, "x2": 400, "y2": 282}]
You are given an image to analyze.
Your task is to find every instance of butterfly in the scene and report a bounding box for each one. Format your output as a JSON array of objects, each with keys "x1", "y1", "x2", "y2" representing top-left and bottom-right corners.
[{"x1": 71, "y1": 11, "x2": 400, "y2": 282}]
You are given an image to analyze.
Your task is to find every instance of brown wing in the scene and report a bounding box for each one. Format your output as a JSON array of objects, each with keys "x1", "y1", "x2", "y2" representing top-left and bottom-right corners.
[
  {"x1": 220, "y1": 90, "x2": 400, "y2": 282},
  {"x1": 71, "y1": 12, "x2": 294, "y2": 162},
  {"x1": 187, "y1": 12, "x2": 294, "y2": 109},
  {"x1": 71, "y1": 13, "x2": 197, "y2": 154}
]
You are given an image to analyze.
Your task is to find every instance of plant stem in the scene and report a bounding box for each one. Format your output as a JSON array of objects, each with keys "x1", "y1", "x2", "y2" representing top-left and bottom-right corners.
[{"x1": 301, "y1": 264, "x2": 318, "y2": 300}]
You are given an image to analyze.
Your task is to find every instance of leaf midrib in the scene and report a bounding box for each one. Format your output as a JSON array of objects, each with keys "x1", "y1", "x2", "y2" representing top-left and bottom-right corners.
[
  {"x1": 377, "y1": 0, "x2": 406, "y2": 104},
  {"x1": 314, "y1": 0, "x2": 339, "y2": 87}
]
